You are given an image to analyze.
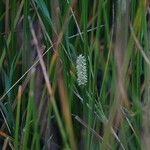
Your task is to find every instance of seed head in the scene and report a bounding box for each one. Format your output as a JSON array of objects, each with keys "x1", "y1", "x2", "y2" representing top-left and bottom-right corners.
[{"x1": 76, "y1": 54, "x2": 87, "y2": 86}]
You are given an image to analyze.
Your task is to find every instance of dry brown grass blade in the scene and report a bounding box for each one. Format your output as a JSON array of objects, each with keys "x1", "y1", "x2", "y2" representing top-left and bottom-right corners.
[
  {"x1": 130, "y1": 24, "x2": 150, "y2": 68},
  {"x1": 2, "y1": 137, "x2": 9, "y2": 150},
  {"x1": 0, "y1": 130, "x2": 13, "y2": 141},
  {"x1": 113, "y1": 2, "x2": 130, "y2": 130},
  {"x1": 29, "y1": 13, "x2": 77, "y2": 149},
  {"x1": 56, "y1": 59, "x2": 77, "y2": 150},
  {"x1": 50, "y1": 1, "x2": 77, "y2": 150},
  {"x1": 75, "y1": 116, "x2": 103, "y2": 141},
  {"x1": 28, "y1": 17, "x2": 53, "y2": 96},
  {"x1": 140, "y1": 5, "x2": 150, "y2": 149},
  {"x1": 130, "y1": 18, "x2": 150, "y2": 149}
]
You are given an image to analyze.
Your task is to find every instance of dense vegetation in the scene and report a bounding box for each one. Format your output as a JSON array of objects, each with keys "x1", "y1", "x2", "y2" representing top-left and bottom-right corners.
[{"x1": 0, "y1": 0, "x2": 150, "y2": 149}]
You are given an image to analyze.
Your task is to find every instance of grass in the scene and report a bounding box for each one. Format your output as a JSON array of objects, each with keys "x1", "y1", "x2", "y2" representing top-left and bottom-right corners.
[{"x1": 0, "y1": 0, "x2": 150, "y2": 149}]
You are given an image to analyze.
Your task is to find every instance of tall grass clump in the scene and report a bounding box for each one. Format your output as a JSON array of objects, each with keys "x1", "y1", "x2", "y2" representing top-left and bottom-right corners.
[{"x1": 0, "y1": 0, "x2": 150, "y2": 149}]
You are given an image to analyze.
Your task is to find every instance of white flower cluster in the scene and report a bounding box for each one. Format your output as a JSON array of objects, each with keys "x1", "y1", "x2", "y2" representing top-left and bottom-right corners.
[{"x1": 76, "y1": 54, "x2": 87, "y2": 86}]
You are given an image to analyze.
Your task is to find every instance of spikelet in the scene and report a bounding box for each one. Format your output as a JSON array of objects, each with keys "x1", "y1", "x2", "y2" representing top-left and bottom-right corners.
[{"x1": 76, "y1": 54, "x2": 87, "y2": 86}]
